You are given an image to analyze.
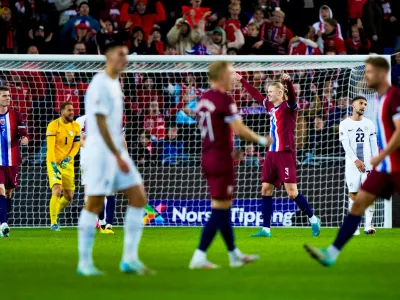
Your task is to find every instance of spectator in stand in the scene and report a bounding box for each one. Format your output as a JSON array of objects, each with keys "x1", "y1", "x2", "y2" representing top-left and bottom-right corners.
[
  {"x1": 392, "y1": 0, "x2": 400, "y2": 49},
  {"x1": 148, "y1": 26, "x2": 164, "y2": 55},
  {"x1": 255, "y1": 0, "x2": 278, "y2": 18},
  {"x1": 218, "y1": 0, "x2": 249, "y2": 31},
  {"x1": 320, "y1": 18, "x2": 346, "y2": 55},
  {"x1": 27, "y1": 44, "x2": 39, "y2": 54},
  {"x1": 307, "y1": 116, "x2": 341, "y2": 157},
  {"x1": 289, "y1": 25, "x2": 322, "y2": 55},
  {"x1": 53, "y1": 72, "x2": 88, "y2": 116},
  {"x1": 128, "y1": 26, "x2": 152, "y2": 54},
  {"x1": 99, "y1": 0, "x2": 126, "y2": 29},
  {"x1": 240, "y1": 23, "x2": 262, "y2": 55},
  {"x1": 362, "y1": 0, "x2": 383, "y2": 53},
  {"x1": 242, "y1": 6, "x2": 267, "y2": 36},
  {"x1": 165, "y1": 44, "x2": 177, "y2": 55},
  {"x1": 391, "y1": 50, "x2": 400, "y2": 87},
  {"x1": 257, "y1": 9, "x2": 293, "y2": 55},
  {"x1": 167, "y1": 12, "x2": 206, "y2": 55},
  {"x1": 120, "y1": 0, "x2": 166, "y2": 40},
  {"x1": 326, "y1": 94, "x2": 349, "y2": 134},
  {"x1": 144, "y1": 101, "x2": 166, "y2": 140},
  {"x1": 0, "y1": 7, "x2": 15, "y2": 53},
  {"x1": 134, "y1": 131, "x2": 155, "y2": 165},
  {"x1": 202, "y1": 26, "x2": 244, "y2": 55},
  {"x1": 28, "y1": 24, "x2": 53, "y2": 54},
  {"x1": 72, "y1": 41, "x2": 86, "y2": 54},
  {"x1": 240, "y1": 142, "x2": 263, "y2": 166},
  {"x1": 219, "y1": 3, "x2": 249, "y2": 43},
  {"x1": 71, "y1": 21, "x2": 98, "y2": 54},
  {"x1": 312, "y1": 5, "x2": 343, "y2": 40},
  {"x1": 345, "y1": 19, "x2": 371, "y2": 54},
  {"x1": 96, "y1": 19, "x2": 121, "y2": 54},
  {"x1": 56, "y1": 0, "x2": 78, "y2": 28},
  {"x1": 135, "y1": 75, "x2": 164, "y2": 111},
  {"x1": 7, "y1": 71, "x2": 31, "y2": 121},
  {"x1": 60, "y1": 2, "x2": 100, "y2": 50},
  {"x1": 157, "y1": 126, "x2": 187, "y2": 165},
  {"x1": 181, "y1": 0, "x2": 213, "y2": 29},
  {"x1": 321, "y1": 81, "x2": 336, "y2": 117},
  {"x1": 347, "y1": 0, "x2": 367, "y2": 24}
]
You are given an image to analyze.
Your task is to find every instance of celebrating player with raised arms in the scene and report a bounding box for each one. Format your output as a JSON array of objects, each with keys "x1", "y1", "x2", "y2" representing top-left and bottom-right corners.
[
  {"x1": 238, "y1": 73, "x2": 320, "y2": 238},
  {"x1": 76, "y1": 114, "x2": 128, "y2": 234},
  {"x1": 0, "y1": 86, "x2": 29, "y2": 237},
  {"x1": 189, "y1": 61, "x2": 273, "y2": 269},
  {"x1": 305, "y1": 57, "x2": 400, "y2": 267},
  {"x1": 339, "y1": 96, "x2": 379, "y2": 235},
  {"x1": 46, "y1": 102, "x2": 81, "y2": 231},
  {"x1": 77, "y1": 41, "x2": 152, "y2": 276}
]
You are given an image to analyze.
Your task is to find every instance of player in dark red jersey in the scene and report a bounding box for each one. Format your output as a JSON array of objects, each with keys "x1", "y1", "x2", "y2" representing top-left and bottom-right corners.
[
  {"x1": 0, "y1": 86, "x2": 29, "y2": 237},
  {"x1": 238, "y1": 73, "x2": 320, "y2": 238},
  {"x1": 305, "y1": 57, "x2": 400, "y2": 266},
  {"x1": 189, "y1": 61, "x2": 273, "y2": 269}
]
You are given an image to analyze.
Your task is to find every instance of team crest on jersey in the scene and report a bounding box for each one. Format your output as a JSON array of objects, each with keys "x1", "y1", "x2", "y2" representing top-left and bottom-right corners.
[
  {"x1": 365, "y1": 127, "x2": 368, "y2": 131},
  {"x1": 0, "y1": 119, "x2": 5, "y2": 125},
  {"x1": 70, "y1": 130, "x2": 74, "y2": 136}
]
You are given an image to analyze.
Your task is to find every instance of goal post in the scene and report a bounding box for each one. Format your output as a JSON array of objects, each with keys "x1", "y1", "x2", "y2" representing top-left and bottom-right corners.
[{"x1": 0, "y1": 54, "x2": 392, "y2": 228}]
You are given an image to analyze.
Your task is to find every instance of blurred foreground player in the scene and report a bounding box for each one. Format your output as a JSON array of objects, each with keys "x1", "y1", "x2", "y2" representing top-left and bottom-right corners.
[
  {"x1": 339, "y1": 96, "x2": 379, "y2": 235},
  {"x1": 239, "y1": 73, "x2": 320, "y2": 238},
  {"x1": 0, "y1": 86, "x2": 29, "y2": 237},
  {"x1": 305, "y1": 57, "x2": 400, "y2": 266},
  {"x1": 46, "y1": 102, "x2": 81, "y2": 231},
  {"x1": 76, "y1": 114, "x2": 128, "y2": 234},
  {"x1": 189, "y1": 61, "x2": 273, "y2": 269},
  {"x1": 77, "y1": 42, "x2": 152, "y2": 276}
]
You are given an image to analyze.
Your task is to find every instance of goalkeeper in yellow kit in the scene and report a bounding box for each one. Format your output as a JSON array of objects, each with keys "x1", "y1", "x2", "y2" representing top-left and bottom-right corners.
[{"x1": 46, "y1": 102, "x2": 81, "y2": 231}]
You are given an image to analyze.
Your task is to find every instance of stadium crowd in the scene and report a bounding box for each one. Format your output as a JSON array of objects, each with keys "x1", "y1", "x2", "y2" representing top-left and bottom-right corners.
[{"x1": 0, "y1": 0, "x2": 399, "y2": 165}]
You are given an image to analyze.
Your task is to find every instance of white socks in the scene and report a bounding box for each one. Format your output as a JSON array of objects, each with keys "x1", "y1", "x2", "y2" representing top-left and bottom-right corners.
[
  {"x1": 309, "y1": 215, "x2": 318, "y2": 224},
  {"x1": 78, "y1": 209, "x2": 97, "y2": 268},
  {"x1": 365, "y1": 203, "x2": 375, "y2": 228},
  {"x1": 262, "y1": 227, "x2": 270, "y2": 233},
  {"x1": 327, "y1": 245, "x2": 340, "y2": 260},
  {"x1": 122, "y1": 206, "x2": 144, "y2": 263},
  {"x1": 349, "y1": 198, "x2": 354, "y2": 212}
]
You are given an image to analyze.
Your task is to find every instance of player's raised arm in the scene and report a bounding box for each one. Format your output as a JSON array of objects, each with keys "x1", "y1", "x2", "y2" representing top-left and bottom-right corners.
[
  {"x1": 281, "y1": 73, "x2": 297, "y2": 108},
  {"x1": 229, "y1": 118, "x2": 273, "y2": 147},
  {"x1": 235, "y1": 73, "x2": 266, "y2": 105}
]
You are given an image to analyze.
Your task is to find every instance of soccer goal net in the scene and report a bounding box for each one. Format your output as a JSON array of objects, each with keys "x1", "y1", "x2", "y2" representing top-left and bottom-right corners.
[{"x1": 0, "y1": 54, "x2": 392, "y2": 228}]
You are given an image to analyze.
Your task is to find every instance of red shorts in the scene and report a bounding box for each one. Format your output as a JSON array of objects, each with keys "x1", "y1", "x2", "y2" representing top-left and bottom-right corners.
[
  {"x1": 0, "y1": 166, "x2": 19, "y2": 189},
  {"x1": 261, "y1": 151, "x2": 297, "y2": 188},
  {"x1": 203, "y1": 171, "x2": 235, "y2": 200},
  {"x1": 361, "y1": 170, "x2": 400, "y2": 200}
]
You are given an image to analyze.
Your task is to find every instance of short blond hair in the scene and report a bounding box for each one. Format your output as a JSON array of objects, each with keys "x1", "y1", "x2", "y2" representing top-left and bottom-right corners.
[
  {"x1": 248, "y1": 23, "x2": 259, "y2": 31},
  {"x1": 229, "y1": 3, "x2": 241, "y2": 9},
  {"x1": 208, "y1": 61, "x2": 232, "y2": 82},
  {"x1": 270, "y1": 82, "x2": 288, "y2": 100}
]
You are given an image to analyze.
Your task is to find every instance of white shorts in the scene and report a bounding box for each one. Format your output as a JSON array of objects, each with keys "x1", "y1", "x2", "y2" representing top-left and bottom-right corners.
[
  {"x1": 85, "y1": 151, "x2": 143, "y2": 196},
  {"x1": 345, "y1": 164, "x2": 369, "y2": 193}
]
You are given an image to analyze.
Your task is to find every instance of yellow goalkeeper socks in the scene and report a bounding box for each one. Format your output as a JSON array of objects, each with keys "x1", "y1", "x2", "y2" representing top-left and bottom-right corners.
[
  {"x1": 57, "y1": 196, "x2": 71, "y2": 215},
  {"x1": 50, "y1": 195, "x2": 59, "y2": 225}
]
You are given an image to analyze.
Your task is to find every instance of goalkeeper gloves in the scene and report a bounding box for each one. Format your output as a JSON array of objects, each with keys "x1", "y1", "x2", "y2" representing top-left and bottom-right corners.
[
  {"x1": 60, "y1": 156, "x2": 72, "y2": 169},
  {"x1": 51, "y1": 162, "x2": 61, "y2": 179}
]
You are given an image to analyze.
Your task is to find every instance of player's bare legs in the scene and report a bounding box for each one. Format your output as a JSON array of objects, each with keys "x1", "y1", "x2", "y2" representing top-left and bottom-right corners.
[
  {"x1": 305, "y1": 189, "x2": 375, "y2": 266},
  {"x1": 0, "y1": 184, "x2": 9, "y2": 237},
  {"x1": 285, "y1": 183, "x2": 320, "y2": 236},
  {"x1": 251, "y1": 183, "x2": 274, "y2": 237},
  {"x1": 190, "y1": 199, "x2": 259, "y2": 269},
  {"x1": 120, "y1": 185, "x2": 153, "y2": 275}
]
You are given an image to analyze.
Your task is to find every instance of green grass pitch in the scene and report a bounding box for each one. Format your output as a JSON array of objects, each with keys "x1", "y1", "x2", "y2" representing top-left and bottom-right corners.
[{"x1": 2, "y1": 228, "x2": 400, "y2": 300}]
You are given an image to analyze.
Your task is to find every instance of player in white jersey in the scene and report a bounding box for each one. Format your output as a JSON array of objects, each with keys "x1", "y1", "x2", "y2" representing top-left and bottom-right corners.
[
  {"x1": 76, "y1": 115, "x2": 126, "y2": 234},
  {"x1": 77, "y1": 42, "x2": 152, "y2": 276},
  {"x1": 339, "y1": 96, "x2": 379, "y2": 235}
]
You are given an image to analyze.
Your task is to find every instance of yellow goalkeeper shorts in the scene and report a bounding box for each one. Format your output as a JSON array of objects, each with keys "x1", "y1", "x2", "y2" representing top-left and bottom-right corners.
[{"x1": 47, "y1": 162, "x2": 75, "y2": 191}]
